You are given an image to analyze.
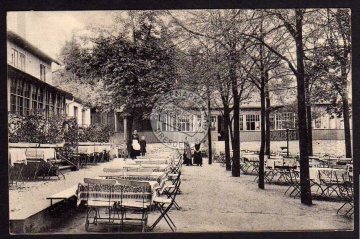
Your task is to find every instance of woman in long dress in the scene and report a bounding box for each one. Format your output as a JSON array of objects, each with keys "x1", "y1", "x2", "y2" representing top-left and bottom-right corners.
[
  {"x1": 183, "y1": 141, "x2": 192, "y2": 166},
  {"x1": 193, "y1": 143, "x2": 202, "y2": 166}
]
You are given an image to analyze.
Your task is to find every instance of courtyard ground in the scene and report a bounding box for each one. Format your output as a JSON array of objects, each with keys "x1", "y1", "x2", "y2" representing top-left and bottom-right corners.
[{"x1": 9, "y1": 142, "x2": 354, "y2": 234}]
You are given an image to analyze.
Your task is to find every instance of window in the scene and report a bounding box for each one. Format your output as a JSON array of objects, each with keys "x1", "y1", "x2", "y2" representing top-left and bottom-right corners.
[
  {"x1": 11, "y1": 48, "x2": 25, "y2": 70},
  {"x1": 275, "y1": 113, "x2": 295, "y2": 129},
  {"x1": 82, "y1": 109, "x2": 86, "y2": 125},
  {"x1": 74, "y1": 106, "x2": 78, "y2": 123},
  {"x1": 156, "y1": 112, "x2": 195, "y2": 132},
  {"x1": 240, "y1": 115, "x2": 244, "y2": 131},
  {"x1": 314, "y1": 118, "x2": 322, "y2": 129},
  {"x1": 245, "y1": 114, "x2": 260, "y2": 131},
  {"x1": 9, "y1": 79, "x2": 30, "y2": 115},
  {"x1": 210, "y1": 116, "x2": 217, "y2": 131},
  {"x1": 40, "y1": 64, "x2": 46, "y2": 81},
  {"x1": 177, "y1": 115, "x2": 192, "y2": 132}
]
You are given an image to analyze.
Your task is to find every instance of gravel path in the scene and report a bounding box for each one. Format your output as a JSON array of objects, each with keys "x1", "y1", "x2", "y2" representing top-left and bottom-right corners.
[{"x1": 38, "y1": 158, "x2": 353, "y2": 233}]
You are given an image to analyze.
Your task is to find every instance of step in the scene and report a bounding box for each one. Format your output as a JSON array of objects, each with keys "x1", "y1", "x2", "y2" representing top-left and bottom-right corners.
[{"x1": 59, "y1": 165, "x2": 74, "y2": 171}]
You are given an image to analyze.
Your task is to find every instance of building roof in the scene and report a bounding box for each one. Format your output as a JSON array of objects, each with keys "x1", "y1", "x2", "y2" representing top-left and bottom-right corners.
[
  {"x1": 8, "y1": 64, "x2": 72, "y2": 98},
  {"x1": 7, "y1": 30, "x2": 61, "y2": 65}
]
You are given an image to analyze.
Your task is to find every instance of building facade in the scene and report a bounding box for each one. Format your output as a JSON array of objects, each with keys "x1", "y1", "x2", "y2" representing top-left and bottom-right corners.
[
  {"x1": 66, "y1": 97, "x2": 91, "y2": 127},
  {"x1": 110, "y1": 103, "x2": 351, "y2": 144},
  {"x1": 7, "y1": 31, "x2": 70, "y2": 118},
  {"x1": 7, "y1": 30, "x2": 91, "y2": 127}
]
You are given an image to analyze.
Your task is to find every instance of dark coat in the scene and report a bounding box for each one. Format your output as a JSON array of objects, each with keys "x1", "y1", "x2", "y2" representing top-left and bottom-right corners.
[
  {"x1": 139, "y1": 139, "x2": 146, "y2": 153},
  {"x1": 193, "y1": 150, "x2": 202, "y2": 165}
]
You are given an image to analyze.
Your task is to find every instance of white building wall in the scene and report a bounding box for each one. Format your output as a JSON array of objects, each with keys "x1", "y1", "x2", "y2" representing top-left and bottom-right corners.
[
  {"x1": 7, "y1": 41, "x2": 52, "y2": 84},
  {"x1": 66, "y1": 99, "x2": 91, "y2": 127}
]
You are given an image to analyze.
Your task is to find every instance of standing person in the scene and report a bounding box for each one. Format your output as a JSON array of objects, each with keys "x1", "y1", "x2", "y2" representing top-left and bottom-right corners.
[
  {"x1": 139, "y1": 136, "x2": 147, "y2": 156},
  {"x1": 193, "y1": 143, "x2": 202, "y2": 166},
  {"x1": 131, "y1": 130, "x2": 140, "y2": 158},
  {"x1": 183, "y1": 141, "x2": 192, "y2": 166},
  {"x1": 132, "y1": 130, "x2": 140, "y2": 142},
  {"x1": 126, "y1": 140, "x2": 133, "y2": 160}
]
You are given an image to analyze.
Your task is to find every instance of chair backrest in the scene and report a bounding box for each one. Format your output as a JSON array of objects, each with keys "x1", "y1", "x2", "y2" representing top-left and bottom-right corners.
[
  {"x1": 318, "y1": 169, "x2": 346, "y2": 183},
  {"x1": 115, "y1": 179, "x2": 152, "y2": 205}
]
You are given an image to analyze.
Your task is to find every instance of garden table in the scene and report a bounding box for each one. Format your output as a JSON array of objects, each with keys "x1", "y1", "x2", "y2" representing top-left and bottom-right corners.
[
  {"x1": 77, "y1": 178, "x2": 153, "y2": 232},
  {"x1": 9, "y1": 148, "x2": 27, "y2": 166},
  {"x1": 140, "y1": 164, "x2": 170, "y2": 172}
]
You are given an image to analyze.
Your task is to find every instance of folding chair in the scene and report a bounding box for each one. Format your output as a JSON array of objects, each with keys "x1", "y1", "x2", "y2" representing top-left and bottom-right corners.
[
  {"x1": 114, "y1": 179, "x2": 152, "y2": 232},
  {"x1": 318, "y1": 170, "x2": 345, "y2": 200},
  {"x1": 161, "y1": 171, "x2": 182, "y2": 210},
  {"x1": 284, "y1": 170, "x2": 300, "y2": 198},
  {"x1": 149, "y1": 177, "x2": 181, "y2": 232},
  {"x1": 169, "y1": 158, "x2": 182, "y2": 174},
  {"x1": 337, "y1": 174, "x2": 353, "y2": 216},
  {"x1": 81, "y1": 178, "x2": 117, "y2": 232}
]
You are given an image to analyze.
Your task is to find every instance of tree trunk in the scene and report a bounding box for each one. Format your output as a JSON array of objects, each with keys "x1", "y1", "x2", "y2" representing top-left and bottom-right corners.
[
  {"x1": 305, "y1": 77, "x2": 313, "y2": 156},
  {"x1": 223, "y1": 107, "x2": 231, "y2": 171},
  {"x1": 230, "y1": 51, "x2": 240, "y2": 177},
  {"x1": 265, "y1": 88, "x2": 271, "y2": 156},
  {"x1": 207, "y1": 93, "x2": 213, "y2": 164},
  {"x1": 306, "y1": 104, "x2": 313, "y2": 155},
  {"x1": 342, "y1": 93, "x2": 352, "y2": 158},
  {"x1": 259, "y1": 83, "x2": 266, "y2": 189},
  {"x1": 229, "y1": 118, "x2": 235, "y2": 150},
  {"x1": 126, "y1": 115, "x2": 133, "y2": 142},
  {"x1": 295, "y1": 10, "x2": 312, "y2": 205}
]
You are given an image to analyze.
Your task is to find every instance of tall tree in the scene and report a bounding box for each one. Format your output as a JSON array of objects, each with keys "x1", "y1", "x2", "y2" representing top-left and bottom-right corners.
[
  {"x1": 243, "y1": 9, "x2": 313, "y2": 205},
  {"x1": 325, "y1": 9, "x2": 352, "y2": 158}
]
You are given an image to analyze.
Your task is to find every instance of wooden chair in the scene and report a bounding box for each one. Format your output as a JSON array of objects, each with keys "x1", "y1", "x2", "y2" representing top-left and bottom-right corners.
[
  {"x1": 114, "y1": 179, "x2": 152, "y2": 232},
  {"x1": 149, "y1": 176, "x2": 181, "y2": 232},
  {"x1": 337, "y1": 174, "x2": 353, "y2": 216},
  {"x1": 161, "y1": 171, "x2": 182, "y2": 210},
  {"x1": 318, "y1": 170, "x2": 346, "y2": 200},
  {"x1": 80, "y1": 178, "x2": 117, "y2": 232}
]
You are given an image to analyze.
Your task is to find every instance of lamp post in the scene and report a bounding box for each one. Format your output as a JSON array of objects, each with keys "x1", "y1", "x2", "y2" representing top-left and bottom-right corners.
[{"x1": 286, "y1": 127, "x2": 289, "y2": 157}]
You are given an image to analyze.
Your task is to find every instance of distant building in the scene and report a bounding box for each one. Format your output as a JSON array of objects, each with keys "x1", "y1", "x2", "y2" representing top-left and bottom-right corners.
[
  {"x1": 66, "y1": 97, "x2": 91, "y2": 127},
  {"x1": 109, "y1": 101, "x2": 352, "y2": 144}
]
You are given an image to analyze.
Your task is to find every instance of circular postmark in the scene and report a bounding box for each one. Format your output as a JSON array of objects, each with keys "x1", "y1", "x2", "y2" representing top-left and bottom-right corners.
[{"x1": 150, "y1": 89, "x2": 210, "y2": 149}]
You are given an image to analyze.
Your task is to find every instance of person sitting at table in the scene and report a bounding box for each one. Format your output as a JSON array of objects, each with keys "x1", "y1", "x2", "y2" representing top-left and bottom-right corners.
[
  {"x1": 193, "y1": 143, "x2": 202, "y2": 166},
  {"x1": 139, "y1": 136, "x2": 147, "y2": 156}
]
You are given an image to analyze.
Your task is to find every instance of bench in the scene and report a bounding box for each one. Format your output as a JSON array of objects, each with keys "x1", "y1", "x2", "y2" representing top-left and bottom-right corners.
[{"x1": 46, "y1": 185, "x2": 78, "y2": 206}]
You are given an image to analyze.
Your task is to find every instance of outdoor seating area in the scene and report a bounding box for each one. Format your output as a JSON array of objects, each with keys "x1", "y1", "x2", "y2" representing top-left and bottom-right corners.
[
  {"x1": 8, "y1": 142, "x2": 111, "y2": 187},
  {"x1": 75, "y1": 148, "x2": 183, "y2": 232},
  {"x1": 215, "y1": 148, "x2": 354, "y2": 217},
  {"x1": 69, "y1": 142, "x2": 111, "y2": 168},
  {"x1": 6, "y1": 8, "x2": 355, "y2": 236}
]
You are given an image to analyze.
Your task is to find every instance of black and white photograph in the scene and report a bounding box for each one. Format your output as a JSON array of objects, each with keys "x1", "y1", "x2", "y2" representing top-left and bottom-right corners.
[{"x1": 5, "y1": 7, "x2": 356, "y2": 236}]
